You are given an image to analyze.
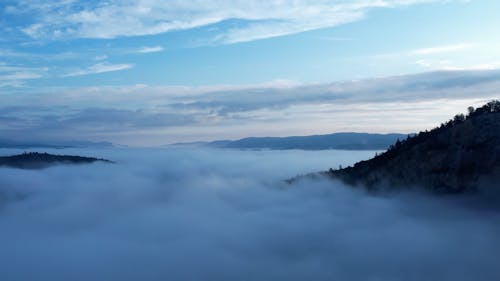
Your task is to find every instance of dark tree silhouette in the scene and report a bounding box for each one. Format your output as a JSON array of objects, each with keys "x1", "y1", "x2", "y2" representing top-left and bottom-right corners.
[{"x1": 322, "y1": 100, "x2": 500, "y2": 193}]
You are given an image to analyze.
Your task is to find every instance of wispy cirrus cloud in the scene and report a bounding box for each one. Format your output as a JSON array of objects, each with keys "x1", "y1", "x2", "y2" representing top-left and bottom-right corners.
[
  {"x1": 371, "y1": 42, "x2": 484, "y2": 71},
  {"x1": 414, "y1": 58, "x2": 500, "y2": 71},
  {"x1": 437, "y1": 62, "x2": 500, "y2": 71},
  {"x1": 134, "y1": 46, "x2": 164, "y2": 54},
  {"x1": 7, "y1": 0, "x2": 461, "y2": 44},
  {"x1": 411, "y1": 43, "x2": 476, "y2": 55},
  {"x1": 63, "y1": 62, "x2": 133, "y2": 77},
  {"x1": 374, "y1": 42, "x2": 477, "y2": 60},
  {"x1": 0, "y1": 63, "x2": 48, "y2": 87}
]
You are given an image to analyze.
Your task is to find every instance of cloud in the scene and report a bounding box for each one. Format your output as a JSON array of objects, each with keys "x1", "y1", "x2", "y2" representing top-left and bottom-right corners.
[
  {"x1": 398, "y1": 44, "x2": 500, "y2": 72},
  {"x1": 414, "y1": 60, "x2": 500, "y2": 71},
  {"x1": 374, "y1": 42, "x2": 477, "y2": 61},
  {"x1": 0, "y1": 71, "x2": 43, "y2": 80},
  {"x1": 0, "y1": 48, "x2": 34, "y2": 58},
  {"x1": 411, "y1": 43, "x2": 476, "y2": 55},
  {"x1": 63, "y1": 62, "x2": 133, "y2": 77},
  {"x1": 59, "y1": 108, "x2": 197, "y2": 130},
  {"x1": 134, "y1": 46, "x2": 164, "y2": 54},
  {"x1": 0, "y1": 63, "x2": 47, "y2": 88},
  {"x1": 166, "y1": 69, "x2": 500, "y2": 114},
  {"x1": 9, "y1": 0, "x2": 460, "y2": 43},
  {"x1": 441, "y1": 62, "x2": 500, "y2": 71},
  {"x1": 94, "y1": 55, "x2": 108, "y2": 61},
  {"x1": 0, "y1": 107, "x2": 197, "y2": 136},
  {"x1": 1, "y1": 69, "x2": 499, "y2": 144},
  {"x1": 415, "y1": 59, "x2": 452, "y2": 68},
  {"x1": 0, "y1": 147, "x2": 499, "y2": 281}
]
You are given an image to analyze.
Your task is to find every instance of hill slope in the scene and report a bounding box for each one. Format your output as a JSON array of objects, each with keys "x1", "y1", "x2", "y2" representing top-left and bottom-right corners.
[{"x1": 325, "y1": 101, "x2": 500, "y2": 193}]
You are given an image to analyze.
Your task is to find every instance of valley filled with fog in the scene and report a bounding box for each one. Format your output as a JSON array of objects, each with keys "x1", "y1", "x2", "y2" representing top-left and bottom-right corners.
[{"x1": 0, "y1": 147, "x2": 499, "y2": 281}]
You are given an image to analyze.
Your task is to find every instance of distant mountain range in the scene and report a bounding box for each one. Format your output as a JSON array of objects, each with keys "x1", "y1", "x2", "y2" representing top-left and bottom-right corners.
[
  {"x1": 0, "y1": 139, "x2": 114, "y2": 149},
  {"x1": 0, "y1": 152, "x2": 112, "y2": 169},
  {"x1": 172, "y1": 133, "x2": 410, "y2": 151},
  {"x1": 291, "y1": 100, "x2": 500, "y2": 194}
]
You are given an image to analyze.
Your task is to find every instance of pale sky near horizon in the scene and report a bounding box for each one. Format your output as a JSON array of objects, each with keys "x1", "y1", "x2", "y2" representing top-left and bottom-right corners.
[{"x1": 1, "y1": 0, "x2": 500, "y2": 146}]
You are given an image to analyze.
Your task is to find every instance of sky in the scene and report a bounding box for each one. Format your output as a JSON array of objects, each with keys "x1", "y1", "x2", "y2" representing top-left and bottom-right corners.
[{"x1": 1, "y1": 0, "x2": 500, "y2": 145}]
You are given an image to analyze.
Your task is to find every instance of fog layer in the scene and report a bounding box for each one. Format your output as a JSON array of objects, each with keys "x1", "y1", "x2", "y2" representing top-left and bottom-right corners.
[{"x1": 0, "y1": 148, "x2": 499, "y2": 281}]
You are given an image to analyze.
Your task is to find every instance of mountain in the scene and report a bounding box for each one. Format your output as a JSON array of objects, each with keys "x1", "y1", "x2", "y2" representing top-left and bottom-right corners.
[
  {"x1": 173, "y1": 133, "x2": 409, "y2": 150},
  {"x1": 0, "y1": 152, "x2": 113, "y2": 169},
  {"x1": 319, "y1": 100, "x2": 500, "y2": 194},
  {"x1": 0, "y1": 139, "x2": 114, "y2": 149}
]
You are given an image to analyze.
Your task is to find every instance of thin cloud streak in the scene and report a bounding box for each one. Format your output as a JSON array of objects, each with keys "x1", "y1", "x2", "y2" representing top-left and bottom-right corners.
[
  {"x1": 411, "y1": 43, "x2": 476, "y2": 55},
  {"x1": 0, "y1": 63, "x2": 48, "y2": 88},
  {"x1": 63, "y1": 62, "x2": 134, "y2": 77},
  {"x1": 135, "y1": 46, "x2": 164, "y2": 54}
]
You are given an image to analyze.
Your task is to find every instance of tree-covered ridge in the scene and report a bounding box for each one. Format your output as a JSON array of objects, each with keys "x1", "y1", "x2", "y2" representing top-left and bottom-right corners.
[
  {"x1": 0, "y1": 152, "x2": 112, "y2": 169},
  {"x1": 327, "y1": 100, "x2": 500, "y2": 193}
]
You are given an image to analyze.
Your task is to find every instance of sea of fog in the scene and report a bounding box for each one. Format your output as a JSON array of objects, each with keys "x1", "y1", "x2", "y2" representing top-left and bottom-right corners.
[{"x1": 0, "y1": 147, "x2": 499, "y2": 281}]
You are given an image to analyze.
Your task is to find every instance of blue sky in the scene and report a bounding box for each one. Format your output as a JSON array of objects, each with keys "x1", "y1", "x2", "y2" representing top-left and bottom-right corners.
[{"x1": 1, "y1": 0, "x2": 500, "y2": 145}]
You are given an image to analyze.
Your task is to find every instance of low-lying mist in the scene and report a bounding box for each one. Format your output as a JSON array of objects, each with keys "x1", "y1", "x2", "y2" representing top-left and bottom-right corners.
[{"x1": 0, "y1": 148, "x2": 499, "y2": 281}]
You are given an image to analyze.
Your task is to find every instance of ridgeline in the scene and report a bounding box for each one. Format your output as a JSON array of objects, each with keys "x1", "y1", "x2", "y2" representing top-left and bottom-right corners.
[
  {"x1": 327, "y1": 100, "x2": 500, "y2": 193},
  {"x1": 289, "y1": 100, "x2": 500, "y2": 194}
]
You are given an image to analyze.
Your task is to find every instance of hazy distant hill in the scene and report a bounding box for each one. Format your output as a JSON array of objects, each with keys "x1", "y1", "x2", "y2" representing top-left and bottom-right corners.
[
  {"x1": 173, "y1": 133, "x2": 409, "y2": 150},
  {"x1": 0, "y1": 152, "x2": 112, "y2": 169},
  {"x1": 0, "y1": 140, "x2": 114, "y2": 149},
  {"x1": 322, "y1": 100, "x2": 500, "y2": 193}
]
